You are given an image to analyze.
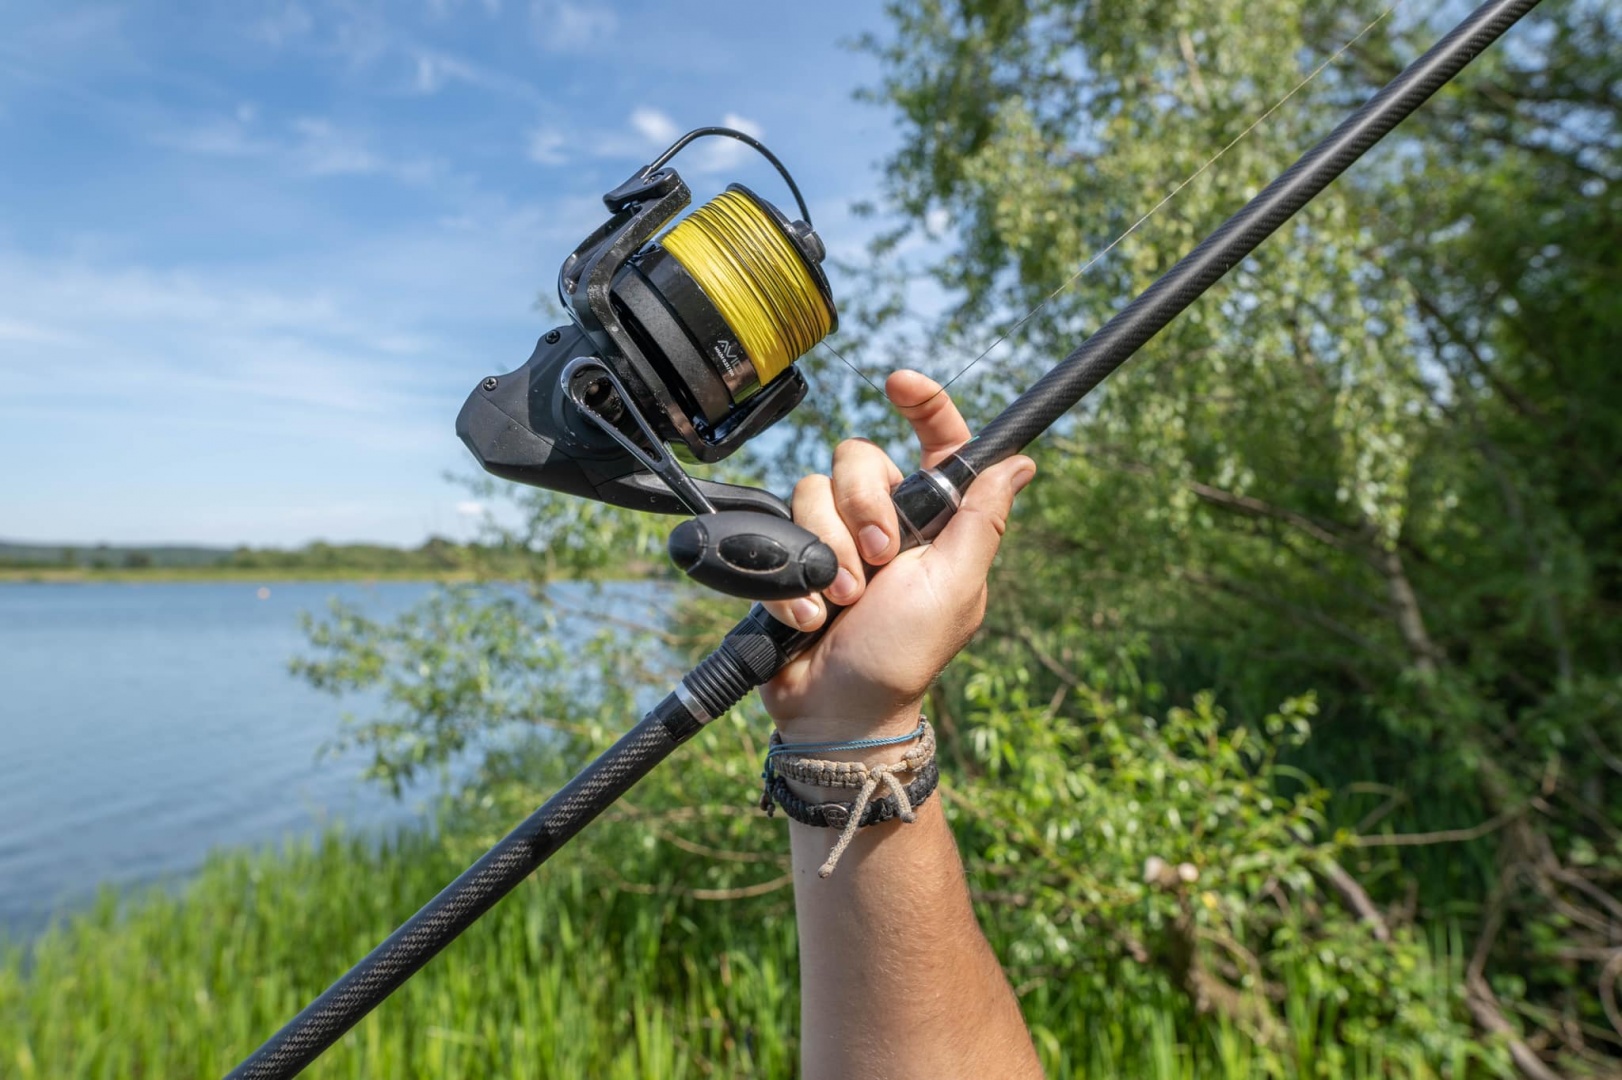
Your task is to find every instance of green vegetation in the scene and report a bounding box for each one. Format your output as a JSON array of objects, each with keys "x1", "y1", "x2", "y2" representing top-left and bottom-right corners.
[
  {"x1": 2, "y1": 714, "x2": 1495, "y2": 1078},
  {"x1": 0, "y1": 537, "x2": 657, "y2": 583},
  {"x1": 5, "y1": 1, "x2": 1616, "y2": 1076},
  {"x1": 0, "y1": 827, "x2": 801, "y2": 1079}
]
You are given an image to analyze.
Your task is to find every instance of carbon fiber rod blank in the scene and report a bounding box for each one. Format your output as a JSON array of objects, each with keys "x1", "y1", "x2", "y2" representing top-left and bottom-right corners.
[{"x1": 227, "y1": 0, "x2": 1540, "y2": 1073}]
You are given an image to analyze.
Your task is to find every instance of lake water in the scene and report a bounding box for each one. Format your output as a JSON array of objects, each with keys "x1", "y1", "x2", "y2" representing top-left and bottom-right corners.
[{"x1": 0, "y1": 580, "x2": 660, "y2": 939}]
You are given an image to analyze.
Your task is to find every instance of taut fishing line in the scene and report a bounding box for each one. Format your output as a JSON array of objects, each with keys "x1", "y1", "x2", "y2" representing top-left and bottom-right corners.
[
  {"x1": 814, "y1": 2, "x2": 1398, "y2": 404},
  {"x1": 227, "y1": 1, "x2": 1541, "y2": 1073}
]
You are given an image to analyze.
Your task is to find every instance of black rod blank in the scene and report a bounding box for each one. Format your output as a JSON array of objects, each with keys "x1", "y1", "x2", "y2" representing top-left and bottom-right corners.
[{"x1": 226, "y1": 0, "x2": 1541, "y2": 1073}]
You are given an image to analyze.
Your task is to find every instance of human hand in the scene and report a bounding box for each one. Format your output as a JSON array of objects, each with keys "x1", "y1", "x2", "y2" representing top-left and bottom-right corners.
[{"x1": 759, "y1": 370, "x2": 1035, "y2": 744}]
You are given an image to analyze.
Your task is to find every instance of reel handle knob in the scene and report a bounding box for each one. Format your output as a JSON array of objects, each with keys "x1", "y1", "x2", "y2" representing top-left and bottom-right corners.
[{"x1": 668, "y1": 512, "x2": 838, "y2": 601}]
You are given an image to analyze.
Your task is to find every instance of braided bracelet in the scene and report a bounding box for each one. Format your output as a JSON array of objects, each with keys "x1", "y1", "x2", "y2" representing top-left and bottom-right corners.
[{"x1": 759, "y1": 719, "x2": 938, "y2": 877}]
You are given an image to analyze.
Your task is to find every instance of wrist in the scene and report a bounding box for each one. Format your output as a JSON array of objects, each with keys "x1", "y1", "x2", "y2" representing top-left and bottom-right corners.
[
  {"x1": 761, "y1": 718, "x2": 940, "y2": 877},
  {"x1": 770, "y1": 702, "x2": 924, "y2": 747},
  {"x1": 773, "y1": 714, "x2": 929, "y2": 806}
]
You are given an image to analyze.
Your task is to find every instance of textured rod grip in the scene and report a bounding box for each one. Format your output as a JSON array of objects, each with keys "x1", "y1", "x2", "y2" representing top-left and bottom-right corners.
[
  {"x1": 668, "y1": 511, "x2": 839, "y2": 600},
  {"x1": 226, "y1": 714, "x2": 681, "y2": 1079}
]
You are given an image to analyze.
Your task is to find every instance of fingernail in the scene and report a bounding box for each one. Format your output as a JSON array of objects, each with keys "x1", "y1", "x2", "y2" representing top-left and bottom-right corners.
[
  {"x1": 790, "y1": 597, "x2": 821, "y2": 628},
  {"x1": 1012, "y1": 466, "x2": 1036, "y2": 493},
  {"x1": 828, "y1": 567, "x2": 859, "y2": 603},
  {"x1": 858, "y1": 525, "x2": 889, "y2": 562}
]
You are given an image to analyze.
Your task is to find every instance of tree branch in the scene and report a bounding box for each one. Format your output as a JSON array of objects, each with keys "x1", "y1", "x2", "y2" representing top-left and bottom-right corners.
[
  {"x1": 1319, "y1": 859, "x2": 1391, "y2": 941},
  {"x1": 1188, "y1": 479, "x2": 1357, "y2": 552},
  {"x1": 1466, "y1": 972, "x2": 1568, "y2": 1080},
  {"x1": 1353, "y1": 804, "x2": 1524, "y2": 848}
]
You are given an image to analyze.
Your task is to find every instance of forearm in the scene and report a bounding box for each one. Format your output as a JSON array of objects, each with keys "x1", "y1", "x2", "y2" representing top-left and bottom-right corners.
[
  {"x1": 789, "y1": 785, "x2": 1042, "y2": 1079},
  {"x1": 759, "y1": 374, "x2": 1040, "y2": 1076}
]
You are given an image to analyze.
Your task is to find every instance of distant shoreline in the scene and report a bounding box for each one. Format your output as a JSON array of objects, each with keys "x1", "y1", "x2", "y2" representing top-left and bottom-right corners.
[
  {"x1": 0, "y1": 567, "x2": 661, "y2": 585},
  {"x1": 0, "y1": 569, "x2": 479, "y2": 584}
]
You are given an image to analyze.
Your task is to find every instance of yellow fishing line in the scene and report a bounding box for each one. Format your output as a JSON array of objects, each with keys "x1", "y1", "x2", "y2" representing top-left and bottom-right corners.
[{"x1": 660, "y1": 189, "x2": 832, "y2": 386}]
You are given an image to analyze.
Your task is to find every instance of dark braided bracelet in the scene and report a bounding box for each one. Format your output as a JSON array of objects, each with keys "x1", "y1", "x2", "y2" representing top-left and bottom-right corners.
[{"x1": 760, "y1": 759, "x2": 940, "y2": 830}]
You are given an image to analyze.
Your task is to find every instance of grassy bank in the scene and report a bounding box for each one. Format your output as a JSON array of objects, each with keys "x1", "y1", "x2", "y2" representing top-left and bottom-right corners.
[
  {"x1": 1, "y1": 815, "x2": 1493, "y2": 1079},
  {"x1": 1, "y1": 829, "x2": 799, "y2": 1079}
]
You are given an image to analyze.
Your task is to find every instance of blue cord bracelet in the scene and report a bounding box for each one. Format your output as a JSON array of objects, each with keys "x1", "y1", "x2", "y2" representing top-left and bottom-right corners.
[{"x1": 762, "y1": 718, "x2": 927, "y2": 786}]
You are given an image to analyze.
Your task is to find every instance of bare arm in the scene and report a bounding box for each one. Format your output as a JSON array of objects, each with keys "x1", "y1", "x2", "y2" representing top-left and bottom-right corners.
[{"x1": 760, "y1": 370, "x2": 1043, "y2": 1080}]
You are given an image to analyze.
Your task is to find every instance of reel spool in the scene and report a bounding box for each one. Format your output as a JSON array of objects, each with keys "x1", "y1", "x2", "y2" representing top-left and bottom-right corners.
[
  {"x1": 613, "y1": 185, "x2": 835, "y2": 431},
  {"x1": 457, "y1": 127, "x2": 841, "y2": 601}
]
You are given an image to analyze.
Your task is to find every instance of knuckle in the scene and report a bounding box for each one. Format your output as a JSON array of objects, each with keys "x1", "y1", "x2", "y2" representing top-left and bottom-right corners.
[
  {"x1": 835, "y1": 478, "x2": 888, "y2": 513},
  {"x1": 825, "y1": 530, "x2": 862, "y2": 566},
  {"x1": 831, "y1": 438, "x2": 881, "y2": 467},
  {"x1": 964, "y1": 506, "x2": 1009, "y2": 538},
  {"x1": 791, "y1": 473, "x2": 830, "y2": 505}
]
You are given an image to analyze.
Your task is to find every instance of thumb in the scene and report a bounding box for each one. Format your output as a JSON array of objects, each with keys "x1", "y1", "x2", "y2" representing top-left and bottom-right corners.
[{"x1": 925, "y1": 455, "x2": 1035, "y2": 603}]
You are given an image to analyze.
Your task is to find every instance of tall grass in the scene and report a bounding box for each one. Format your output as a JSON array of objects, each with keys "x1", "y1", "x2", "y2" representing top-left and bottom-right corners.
[
  {"x1": 1, "y1": 823, "x2": 1495, "y2": 1079},
  {"x1": 1, "y1": 830, "x2": 797, "y2": 1079}
]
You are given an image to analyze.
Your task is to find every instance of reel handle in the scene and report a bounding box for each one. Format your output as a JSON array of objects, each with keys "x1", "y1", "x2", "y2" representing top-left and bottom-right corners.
[{"x1": 668, "y1": 512, "x2": 838, "y2": 601}]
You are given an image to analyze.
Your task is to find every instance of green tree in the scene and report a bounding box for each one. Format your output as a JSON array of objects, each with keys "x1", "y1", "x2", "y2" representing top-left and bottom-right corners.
[
  {"x1": 851, "y1": 0, "x2": 1619, "y2": 1073},
  {"x1": 293, "y1": 1, "x2": 1618, "y2": 1074}
]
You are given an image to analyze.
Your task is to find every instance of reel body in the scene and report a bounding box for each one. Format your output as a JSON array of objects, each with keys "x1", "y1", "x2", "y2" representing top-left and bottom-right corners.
[{"x1": 457, "y1": 128, "x2": 840, "y2": 600}]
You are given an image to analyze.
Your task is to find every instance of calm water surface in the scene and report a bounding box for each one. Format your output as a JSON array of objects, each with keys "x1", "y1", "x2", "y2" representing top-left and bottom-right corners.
[{"x1": 0, "y1": 580, "x2": 655, "y2": 938}]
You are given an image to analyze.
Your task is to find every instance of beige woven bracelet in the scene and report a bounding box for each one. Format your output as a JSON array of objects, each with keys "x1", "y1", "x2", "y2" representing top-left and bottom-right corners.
[{"x1": 761, "y1": 719, "x2": 937, "y2": 877}]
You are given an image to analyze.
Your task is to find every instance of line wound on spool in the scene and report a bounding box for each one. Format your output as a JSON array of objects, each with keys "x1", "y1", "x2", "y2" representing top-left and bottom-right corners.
[{"x1": 659, "y1": 188, "x2": 834, "y2": 387}]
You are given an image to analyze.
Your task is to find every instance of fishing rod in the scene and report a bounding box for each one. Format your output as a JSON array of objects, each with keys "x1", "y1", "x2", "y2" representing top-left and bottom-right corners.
[{"x1": 227, "y1": 0, "x2": 1540, "y2": 1074}]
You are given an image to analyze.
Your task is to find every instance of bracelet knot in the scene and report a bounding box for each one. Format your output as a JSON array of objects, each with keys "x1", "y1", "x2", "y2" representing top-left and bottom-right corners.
[{"x1": 759, "y1": 719, "x2": 937, "y2": 877}]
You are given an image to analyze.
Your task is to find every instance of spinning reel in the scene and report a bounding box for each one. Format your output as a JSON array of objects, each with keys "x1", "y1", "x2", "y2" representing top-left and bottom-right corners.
[{"x1": 457, "y1": 127, "x2": 841, "y2": 600}]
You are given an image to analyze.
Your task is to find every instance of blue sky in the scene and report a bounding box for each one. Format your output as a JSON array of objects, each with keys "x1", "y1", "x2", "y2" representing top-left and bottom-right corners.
[{"x1": 0, "y1": 0, "x2": 901, "y2": 546}]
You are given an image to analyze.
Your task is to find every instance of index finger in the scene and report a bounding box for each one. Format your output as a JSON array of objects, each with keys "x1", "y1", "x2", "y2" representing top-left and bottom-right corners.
[{"x1": 886, "y1": 369, "x2": 971, "y2": 469}]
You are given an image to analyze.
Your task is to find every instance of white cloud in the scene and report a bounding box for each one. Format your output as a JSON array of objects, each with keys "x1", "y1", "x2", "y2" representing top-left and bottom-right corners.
[
  {"x1": 253, "y1": 3, "x2": 314, "y2": 47},
  {"x1": 414, "y1": 51, "x2": 475, "y2": 94},
  {"x1": 692, "y1": 112, "x2": 764, "y2": 173},
  {"x1": 629, "y1": 107, "x2": 679, "y2": 146},
  {"x1": 153, "y1": 118, "x2": 274, "y2": 158},
  {"x1": 427, "y1": 0, "x2": 503, "y2": 16},
  {"x1": 0, "y1": 193, "x2": 586, "y2": 441},
  {"x1": 408, "y1": 47, "x2": 537, "y2": 100},
  {"x1": 0, "y1": 318, "x2": 74, "y2": 346},
  {"x1": 526, "y1": 125, "x2": 568, "y2": 165},
  {"x1": 10, "y1": 5, "x2": 129, "y2": 54},
  {"x1": 0, "y1": 217, "x2": 562, "y2": 544},
  {"x1": 289, "y1": 118, "x2": 381, "y2": 176},
  {"x1": 455, "y1": 500, "x2": 486, "y2": 517},
  {"x1": 525, "y1": 108, "x2": 766, "y2": 174},
  {"x1": 153, "y1": 112, "x2": 444, "y2": 185},
  {"x1": 530, "y1": 0, "x2": 617, "y2": 52},
  {"x1": 0, "y1": 256, "x2": 435, "y2": 441}
]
